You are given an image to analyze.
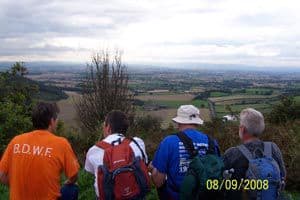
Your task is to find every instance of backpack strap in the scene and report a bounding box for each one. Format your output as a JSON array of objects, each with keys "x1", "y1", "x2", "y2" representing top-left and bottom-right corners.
[
  {"x1": 130, "y1": 137, "x2": 146, "y2": 162},
  {"x1": 96, "y1": 141, "x2": 112, "y2": 150},
  {"x1": 176, "y1": 131, "x2": 198, "y2": 158},
  {"x1": 96, "y1": 137, "x2": 131, "y2": 149},
  {"x1": 263, "y1": 142, "x2": 272, "y2": 157},
  {"x1": 121, "y1": 138, "x2": 131, "y2": 145},
  {"x1": 207, "y1": 135, "x2": 216, "y2": 154},
  {"x1": 111, "y1": 137, "x2": 122, "y2": 146},
  {"x1": 237, "y1": 144, "x2": 253, "y2": 161}
]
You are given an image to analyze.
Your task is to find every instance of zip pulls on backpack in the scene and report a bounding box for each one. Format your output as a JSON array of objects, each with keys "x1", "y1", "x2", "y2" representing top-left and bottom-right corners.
[{"x1": 223, "y1": 168, "x2": 235, "y2": 179}]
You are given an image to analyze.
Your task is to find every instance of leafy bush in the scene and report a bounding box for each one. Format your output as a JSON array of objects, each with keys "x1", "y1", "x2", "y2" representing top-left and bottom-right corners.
[
  {"x1": 0, "y1": 101, "x2": 32, "y2": 153},
  {"x1": 268, "y1": 96, "x2": 300, "y2": 124},
  {"x1": 56, "y1": 120, "x2": 100, "y2": 164},
  {"x1": 0, "y1": 184, "x2": 8, "y2": 199},
  {"x1": 77, "y1": 170, "x2": 96, "y2": 200},
  {"x1": 131, "y1": 115, "x2": 162, "y2": 136},
  {"x1": 0, "y1": 66, "x2": 35, "y2": 153}
]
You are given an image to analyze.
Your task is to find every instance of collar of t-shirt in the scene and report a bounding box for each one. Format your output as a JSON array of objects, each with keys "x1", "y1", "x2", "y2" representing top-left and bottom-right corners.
[{"x1": 103, "y1": 133, "x2": 125, "y2": 145}]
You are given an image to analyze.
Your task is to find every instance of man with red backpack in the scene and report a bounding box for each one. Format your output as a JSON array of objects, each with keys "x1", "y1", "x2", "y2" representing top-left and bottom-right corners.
[{"x1": 84, "y1": 110, "x2": 150, "y2": 200}]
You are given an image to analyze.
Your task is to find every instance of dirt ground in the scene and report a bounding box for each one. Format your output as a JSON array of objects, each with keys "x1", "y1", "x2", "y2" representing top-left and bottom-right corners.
[{"x1": 57, "y1": 91, "x2": 81, "y2": 129}]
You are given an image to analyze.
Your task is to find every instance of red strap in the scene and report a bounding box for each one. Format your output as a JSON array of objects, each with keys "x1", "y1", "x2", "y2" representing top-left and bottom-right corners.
[
  {"x1": 95, "y1": 141, "x2": 112, "y2": 150},
  {"x1": 121, "y1": 138, "x2": 131, "y2": 146},
  {"x1": 96, "y1": 138, "x2": 131, "y2": 149}
]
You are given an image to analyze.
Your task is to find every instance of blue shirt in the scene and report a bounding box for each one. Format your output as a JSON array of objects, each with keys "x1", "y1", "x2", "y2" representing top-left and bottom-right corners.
[{"x1": 152, "y1": 129, "x2": 220, "y2": 200}]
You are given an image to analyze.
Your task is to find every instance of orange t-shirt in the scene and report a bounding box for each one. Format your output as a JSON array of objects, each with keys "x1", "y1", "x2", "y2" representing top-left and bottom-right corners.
[{"x1": 0, "y1": 130, "x2": 80, "y2": 200}]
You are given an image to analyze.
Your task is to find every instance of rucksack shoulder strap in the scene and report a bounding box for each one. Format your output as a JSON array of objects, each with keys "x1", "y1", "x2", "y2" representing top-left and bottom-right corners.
[
  {"x1": 207, "y1": 135, "x2": 215, "y2": 154},
  {"x1": 96, "y1": 137, "x2": 131, "y2": 149},
  {"x1": 237, "y1": 144, "x2": 253, "y2": 161},
  {"x1": 121, "y1": 138, "x2": 131, "y2": 145},
  {"x1": 96, "y1": 141, "x2": 112, "y2": 150},
  {"x1": 176, "y1": 132, "x2": 198, "y2": 157},
  {"x1": 263, "y1": 142, "x2": 272, "y2": 157},
  {"x1": 130, "y1": 137, "x2": 146, "y2": 161}
]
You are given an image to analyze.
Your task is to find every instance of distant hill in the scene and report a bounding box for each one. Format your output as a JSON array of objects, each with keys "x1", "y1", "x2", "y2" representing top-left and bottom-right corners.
[
  {"x1": 1, "y1": 61, "x2": 300, "y2": 73},
  {"x1": 6, "y1": 74, "x2": 68, "y2": 101},
  {"x1": 0, "y1": 61, "x2": 85, "y2": 73}
]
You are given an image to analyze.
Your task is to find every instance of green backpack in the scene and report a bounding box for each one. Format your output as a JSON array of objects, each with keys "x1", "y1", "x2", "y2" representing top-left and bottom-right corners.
[{"x1": 176, "y1": 132, "x2": 224, "y2": 200}]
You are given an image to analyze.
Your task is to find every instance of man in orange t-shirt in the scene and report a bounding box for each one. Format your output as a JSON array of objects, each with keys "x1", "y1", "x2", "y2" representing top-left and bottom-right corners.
[{"x1": 0, "y1": 102, "x2": 80, "y2": 200}]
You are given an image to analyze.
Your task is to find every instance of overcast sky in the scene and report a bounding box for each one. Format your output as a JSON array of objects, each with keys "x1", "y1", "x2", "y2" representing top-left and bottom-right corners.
[{"x1": 1, "y1": 0, "x2": 300, "y2": 67}]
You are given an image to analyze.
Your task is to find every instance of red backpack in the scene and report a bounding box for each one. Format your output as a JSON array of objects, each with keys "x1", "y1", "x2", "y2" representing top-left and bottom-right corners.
[{"x1": 96, "y1": 138, "x2": 151, "y2": 200}]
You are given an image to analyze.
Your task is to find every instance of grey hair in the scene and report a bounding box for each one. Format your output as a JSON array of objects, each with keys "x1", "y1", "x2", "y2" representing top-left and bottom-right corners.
[{"x1": 240, "y1": 108, "x2": 265, "y2": 136}]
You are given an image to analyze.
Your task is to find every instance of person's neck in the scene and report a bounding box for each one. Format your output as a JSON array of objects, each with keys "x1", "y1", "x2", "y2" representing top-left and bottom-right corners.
[
  {"x1": 179, "y1": 125, "x2": 197, "y2": 131},
  {"x1": 46, "y1": 127, "x2": 54, "y2": 133},
  {"x1": 243, "y1": 136, "x2": 259, "y2": 144},
  {"x1": 104, "y1": 132, "x2": 112, "y2": 138},
  {"x1": 35, "y1": 128, "x2": 51, "y2": 133}
]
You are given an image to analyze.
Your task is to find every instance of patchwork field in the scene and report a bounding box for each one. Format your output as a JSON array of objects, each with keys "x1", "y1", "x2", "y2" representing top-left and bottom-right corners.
[
  {"x1": 135, "y1": 93, "x2": 211, "y2": 128},
  {"x1": 56, "y1": 91, "x2": 290, "y2": 129},
  {"x1": 245, "y1": 88, "x2": 273, "y2": 95},
  {"x1": 136, "y1": 93, "x2": 195, "y2": 101},
  {"x1": 136, "y1": 93, "x2": 208, "y2": 108},
  {"x1": 207, "y1": 89, "x2": 283, "y2": 117},
  {"x1": 58, "y1": 92, "x2": 211, "y2": 129},
  {"x1": 137, "y1": 108, "x2": 211, "y2": 129},
  {"x1": 209, "y1": 94, "x2": 279, "y2": 105},
  {"x1": 215, "y1": 103, "x2": 276, "y2": 117}
]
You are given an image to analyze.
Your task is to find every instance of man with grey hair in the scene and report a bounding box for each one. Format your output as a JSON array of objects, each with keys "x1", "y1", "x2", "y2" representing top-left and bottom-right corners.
[{"x1": 223, "y1": 108, "x2": 286, "y2": 199}]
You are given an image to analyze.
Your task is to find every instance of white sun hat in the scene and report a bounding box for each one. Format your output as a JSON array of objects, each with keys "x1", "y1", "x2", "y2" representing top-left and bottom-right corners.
[{"x1": 172, "y1": 105, "x2": 204, "y2": 125}]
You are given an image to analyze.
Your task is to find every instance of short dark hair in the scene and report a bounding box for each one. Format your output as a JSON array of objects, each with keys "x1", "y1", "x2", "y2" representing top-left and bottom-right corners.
[
  {"x1": 105, "y1": 110, "x2": 129, "y2": 135},
  {"x1": 32, "y1": 102, "x2": 60, "y2": 129}
]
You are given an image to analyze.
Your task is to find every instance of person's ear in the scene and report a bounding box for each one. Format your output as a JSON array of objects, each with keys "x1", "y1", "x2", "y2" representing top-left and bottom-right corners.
[
  {"x1": 107, "y1": 124, "x2": 112, "y2": 134},
  {"x1": 48, "y1": 118, "x2": 56, "y2": 131},
  {"x1": 103, "y1": 122, "x2": 111, "y2": 137},
  {"x1": 240, "y1": 126, "x2": 246, "y2": 134},
  {"x1": 49, "y1": 118, "x2": 54, "y2": 127},
  {"x1": 102, "y1": 122, "x2": 107, "y2": 135},
  {"x1": 102, "y1": 122, "x2": 106, "y2": 132}
]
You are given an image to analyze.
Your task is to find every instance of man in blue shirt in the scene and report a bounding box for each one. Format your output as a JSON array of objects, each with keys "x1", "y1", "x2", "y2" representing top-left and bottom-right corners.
[{"x1": 149, "y1": 105, "x2": 220, "y2": 200}]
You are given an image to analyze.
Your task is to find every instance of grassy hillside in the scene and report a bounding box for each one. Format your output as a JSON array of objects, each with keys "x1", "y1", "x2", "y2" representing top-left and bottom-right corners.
[{"x1": 8, "y1": 74, "x2": 68, "y2": 101}]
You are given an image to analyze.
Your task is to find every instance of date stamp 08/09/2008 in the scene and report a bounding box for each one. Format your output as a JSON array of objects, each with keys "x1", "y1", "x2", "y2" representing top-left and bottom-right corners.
[{"x1": 206, "y1": 179, "x2": 270, "y2": 191}]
